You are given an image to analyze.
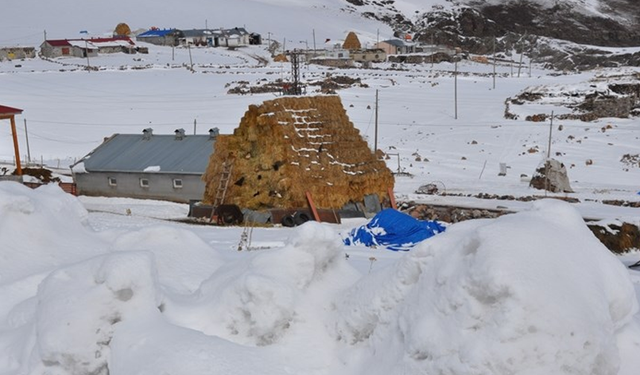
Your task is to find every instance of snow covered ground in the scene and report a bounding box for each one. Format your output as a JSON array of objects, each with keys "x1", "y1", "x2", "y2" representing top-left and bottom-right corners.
[{"x1": 1, "y1": 1, "x2": 640, "y2": 373}]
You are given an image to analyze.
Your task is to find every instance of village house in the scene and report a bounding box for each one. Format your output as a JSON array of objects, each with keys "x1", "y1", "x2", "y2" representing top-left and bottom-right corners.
[
  {"x1": 374, "y1": 39, "x2": 416, "y2": 55},
  {"x1": 0, "y1": 47, "x2": 36, "y2": 61},
  {"x1": 71, "y1": 128, "x2": 219, "y2": 203},
  {"x1": 350, "y1": 48, "x2": 387, "y2": 63},
  {"x1": 136, "y1": 28, "x2": 183, "y2": 46},
  {"x1": 40, "y1": 39, "x2": 98, "y2": 58},
  {"x1": 39, "y1": 37, "x2": 138, "y2": 58}
]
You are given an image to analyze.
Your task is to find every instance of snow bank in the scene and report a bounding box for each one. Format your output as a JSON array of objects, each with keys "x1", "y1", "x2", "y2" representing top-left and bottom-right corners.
[
  {"x1": 27, "y1": 252, "x2": 163, "y2": 375},
  {"x1": 163, "y1": 222, "x2": 347, "y2": 346},
  {"x1": 110, "y1": 226, "x2": 224, "y2": 293},
  {"x1": 333, "y1": 199, "x2": 638, "y2": 375},
  {"x1": 0, "y1": 182, "x2": 107, "y2": 285}
]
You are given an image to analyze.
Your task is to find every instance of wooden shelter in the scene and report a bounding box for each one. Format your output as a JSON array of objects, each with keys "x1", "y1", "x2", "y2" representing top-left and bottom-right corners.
[
  {"x1": 201, "y1": 95, "x2": 394, "y2": 211},
  {"x1": 0, "y1": 105, "x2": 23, "y2": 175}
]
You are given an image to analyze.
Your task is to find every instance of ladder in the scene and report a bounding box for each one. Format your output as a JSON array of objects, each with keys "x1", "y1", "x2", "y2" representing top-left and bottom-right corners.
[{"x1": 213, "y1": 160, "x2": 233, "y2": 207}]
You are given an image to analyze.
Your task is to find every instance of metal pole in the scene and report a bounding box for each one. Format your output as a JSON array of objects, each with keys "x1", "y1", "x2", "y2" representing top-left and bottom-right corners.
[
  {"x1": 374, "y1": 89, "x2": 379, "y2": 154},
  {"x1": 492, "y1": 38, "x2": 496, "y2": 89},
  {"x1": 547, "y1": 111, "x2": 554, "y2": 159},
  {"x1": 188, "y1": 44, "x2": 193, "y2": 71},
  {"x1": 193, "y1": 119, "x2": 197, "y2": 135},
  {"x1": 454, "y1": 54, "x2": 458, "y2": 120},
  {"x1": 312, "y1": 29, "x2": 316, "y2": 54},
  {"x1": 85, "y1": 40, "x2": 91, "y2": 70},
  {"x1": 24, "y1": 119, "x2": 31, "y2": 164}
]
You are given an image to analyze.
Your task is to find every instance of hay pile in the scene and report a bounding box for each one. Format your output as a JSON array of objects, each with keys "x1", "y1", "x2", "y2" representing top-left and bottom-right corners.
[
  {"x1": 202, "y1": 95, "x2": 394, "y2": 210},
  {"x1": 342, "y1": 32, "x2": 362, "y2": 50}
]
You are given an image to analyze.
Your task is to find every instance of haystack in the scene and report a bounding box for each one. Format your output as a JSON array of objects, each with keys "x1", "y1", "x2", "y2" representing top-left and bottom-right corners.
[
  {"x1": 114, "y1": 23, "x2": 131, "y2": 36},
  {"x1": 202, "y1": 95, "x2": 394, "y2": 210},
  {"x1": 342, "y1": 32, "x2": 362, "y2": 50}
]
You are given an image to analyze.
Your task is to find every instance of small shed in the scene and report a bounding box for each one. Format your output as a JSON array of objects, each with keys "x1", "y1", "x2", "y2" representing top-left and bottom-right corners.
[
  {"x1": 71, "y1": 128, "x2": 219, "y2": 203},
  {"x1": 201, "y1": 95, "x2": 394, "y2": 211}
]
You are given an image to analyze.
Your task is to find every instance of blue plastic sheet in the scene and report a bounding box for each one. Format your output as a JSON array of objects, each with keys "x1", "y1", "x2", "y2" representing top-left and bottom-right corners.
[{"x1": 343, "y1": 208, "x2": 446, "y2": 251}]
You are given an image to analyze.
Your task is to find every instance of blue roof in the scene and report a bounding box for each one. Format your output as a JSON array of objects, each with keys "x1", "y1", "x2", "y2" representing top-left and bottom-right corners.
[
  {"x1": 138, "y1": 29, "x2": 177, "y2": 38},
  {"x1": 76, "y1": 131, "x2": 216, "y2": 174}
]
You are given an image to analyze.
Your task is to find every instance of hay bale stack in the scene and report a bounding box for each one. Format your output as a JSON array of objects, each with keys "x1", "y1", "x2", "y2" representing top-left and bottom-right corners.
[
  {"x1": 202, "y1": 95, "x2": 394, "y2": 210},
  {"x1": 342, "y1": 31, "x2": 362, "y2": 51}
]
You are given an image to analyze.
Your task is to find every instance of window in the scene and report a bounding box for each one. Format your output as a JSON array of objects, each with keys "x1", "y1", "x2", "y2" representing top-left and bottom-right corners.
[
  {"x1": 108, "y1": 177, "x2": 117, "y2": 187},
  {"x1": 173, "y1": 179, "x2": 183, "y2": 189},
  {"x1": 140, "y1": 178, "x2": 149, "y2": 188}
]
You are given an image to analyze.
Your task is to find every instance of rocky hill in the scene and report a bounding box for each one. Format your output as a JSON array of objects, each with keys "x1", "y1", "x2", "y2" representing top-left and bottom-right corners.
[{"x1": 344, "y1": 0, "x2": 640, "y2": 70}]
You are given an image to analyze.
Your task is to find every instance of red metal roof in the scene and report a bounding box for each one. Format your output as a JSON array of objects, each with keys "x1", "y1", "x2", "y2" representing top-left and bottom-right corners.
[
  {"x1": 0, "y1": 105, "x2": 23, "y2": 115},
  {"x1": 89, "y1": 37, "x2": 134, "y2": 45},
  {"x1": 45, "y1": 39, "x2": 72, "y2": 47}
]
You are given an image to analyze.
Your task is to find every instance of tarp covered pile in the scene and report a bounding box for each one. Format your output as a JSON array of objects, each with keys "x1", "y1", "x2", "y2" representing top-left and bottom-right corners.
[{"x1": 343, "y1": 208, "x2": 446, "y2": 251}]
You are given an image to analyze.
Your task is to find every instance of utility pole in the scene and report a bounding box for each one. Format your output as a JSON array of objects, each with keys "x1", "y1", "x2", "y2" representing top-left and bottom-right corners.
[
  {"x1": 312, "y1": 29, "x2": 316, "y2": 55},
  {"x1": 492, "y1": 38, "x2": 496, "y2": 89},
  {"x1": 188, "y1": 44, "x2": 193, "y2": 71},
  {"x1": 454, "y1": 50, "x2": 458, "y2": 120},
  {"x1": 517, "y1": 32, "x2": 526, "y2": 78},
  {"x1": 193, "y1": 119, "x2": 197, "y2": 135},
  {"x1": 374, "y1": 89, "x2": 379, "y2": 154},
  {"x1": 24, "y1": 119, "x2": 31, "y2": 164},
  {"x1": 85, "y1": 40, "x2": 91, "y2": 71},
  {"x1": 431, "y1": 33, "x2": 435, "y2": 68},
  {"x1": 544, "y1": 111, "x2": 554, "y2": 195},
  {"x1": 547, "y1": 111, "x2": 554, "y2": 159},
  {"x1": 289, "y1": 51, "x2": 302, "y2": 95},
  {"x1": 172, "y1": 45, "x2": 175, "y2": 61}
]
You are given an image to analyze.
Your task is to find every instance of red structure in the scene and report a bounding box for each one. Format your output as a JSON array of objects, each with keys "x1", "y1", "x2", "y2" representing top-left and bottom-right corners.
[{"x1": 0, "y1": 104, "x2": 24, "y2": 175}]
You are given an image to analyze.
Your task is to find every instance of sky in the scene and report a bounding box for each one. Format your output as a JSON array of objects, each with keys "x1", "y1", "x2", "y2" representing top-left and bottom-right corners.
[{"x1": 1, "y1": 0, "x2": 640, "y2": 374}]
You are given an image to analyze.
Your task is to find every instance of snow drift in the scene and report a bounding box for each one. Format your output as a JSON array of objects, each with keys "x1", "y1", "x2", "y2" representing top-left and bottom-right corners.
[
  {"x1": 0, "y1": 183, "x2": 638, "y2": 375},
  {"x1": 333, "y1": 199, "x2": 639, "y2": 375}
]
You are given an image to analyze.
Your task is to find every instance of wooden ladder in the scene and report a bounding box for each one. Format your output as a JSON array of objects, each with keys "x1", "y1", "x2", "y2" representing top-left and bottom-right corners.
[{"x1": 213, "y1": 160, "x2": 233, "y2": 207}]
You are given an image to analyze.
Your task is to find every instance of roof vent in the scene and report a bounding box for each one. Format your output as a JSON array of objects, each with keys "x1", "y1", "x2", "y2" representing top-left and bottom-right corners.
[
  {"x1": 142, "y1": 127, "x2": 153, "y2": 140},
  {"x1": 209, "y1": 127, "x2": 219, "y2": 140},
  {"x1": 174, "y1": 128, "x2": 186, "y2": 140}
]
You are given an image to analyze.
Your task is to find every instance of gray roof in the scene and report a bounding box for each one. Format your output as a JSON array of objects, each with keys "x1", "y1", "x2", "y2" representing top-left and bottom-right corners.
[
  {"x1": 382, "y1": 39, "x2": 413, "y2": 47},
  {"x1": 76, "y1": 131, "x2": 216, "y2": 174}
]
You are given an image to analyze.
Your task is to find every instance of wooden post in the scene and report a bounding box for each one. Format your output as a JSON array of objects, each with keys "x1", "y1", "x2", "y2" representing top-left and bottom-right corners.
[
  {"x1": 10, "y1": 115, "x2": 22, "y2": 175},
  {"x1": 305, "y1": 191, "x2": 321, "y2": 222},
  {"x1": 387, "y1": 187, "x2": 397, "y2": 210}
]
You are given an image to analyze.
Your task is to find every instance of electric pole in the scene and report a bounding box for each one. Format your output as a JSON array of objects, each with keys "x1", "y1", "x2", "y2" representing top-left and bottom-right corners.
[{"x1": 374, "y1": 89, "x2": 379, "y2": 154}]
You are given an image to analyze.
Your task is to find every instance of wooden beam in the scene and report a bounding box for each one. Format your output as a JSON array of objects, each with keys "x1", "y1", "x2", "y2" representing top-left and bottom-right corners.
[
  {"x1": 305, "y1": 191, "x2": 321, "y2": 222},
  {"x1": 9, "y1": 115, "x2": 21, "y2": 175},
  {"x1": 388, "y1": 187, "x2": 397, "y2": 210}
]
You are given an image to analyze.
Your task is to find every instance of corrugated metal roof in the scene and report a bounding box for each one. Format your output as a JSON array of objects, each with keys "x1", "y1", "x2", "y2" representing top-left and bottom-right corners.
[
  {"x1": 78, "y1": 132, "x2": 216, "y2": 174},
  {"x1": 0, "y1": 104, "x2": 23, "y2": 115},
  {"x1": 45, "y1": 40, "x2": 72, "y2": 47},
  {"x1": 138, "y1": 29, "x2": 177, "y2": 38}
]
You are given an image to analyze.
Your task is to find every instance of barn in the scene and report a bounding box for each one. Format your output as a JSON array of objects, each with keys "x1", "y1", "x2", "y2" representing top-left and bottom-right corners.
[
  {"x1": 201, "y1": 95, "x2": 394, "y2": 214},
  {"x1": 71, "y1": 128, "x2": 219, "y2": 203}
]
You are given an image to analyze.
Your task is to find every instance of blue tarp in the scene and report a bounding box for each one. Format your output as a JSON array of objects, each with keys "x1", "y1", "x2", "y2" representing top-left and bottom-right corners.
[{"x1": 343, "y1": 208, "x2": 446, "y2": 251}]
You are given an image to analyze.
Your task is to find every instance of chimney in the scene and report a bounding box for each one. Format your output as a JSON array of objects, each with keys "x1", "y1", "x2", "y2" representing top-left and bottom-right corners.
[
  {"x1": 142, "y1": 127, "x2": 153, "y2": 140},
  {"x1": 209, "y1": 127, "x2": 219, "y2": 140},
  {"x1": 174, "y1": 128, "x2": 186, "y2": 140}
]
